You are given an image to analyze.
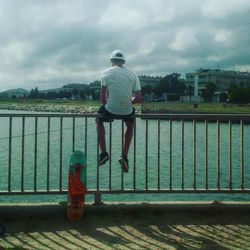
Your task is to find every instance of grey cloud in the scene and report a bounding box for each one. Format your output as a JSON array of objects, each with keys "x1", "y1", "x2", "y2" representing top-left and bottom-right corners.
[{"x1": 0, "y1": 0, "x2": 250, "y2": 91}]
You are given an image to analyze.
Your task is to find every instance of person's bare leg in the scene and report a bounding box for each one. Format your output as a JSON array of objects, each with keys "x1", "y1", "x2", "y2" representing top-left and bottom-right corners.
[
  {"x1": 96, "y1": 118, "x2": 106, "y2": 153},
  {"x1": 123, "y1": 121, "x2": 134, "y2": 157}
]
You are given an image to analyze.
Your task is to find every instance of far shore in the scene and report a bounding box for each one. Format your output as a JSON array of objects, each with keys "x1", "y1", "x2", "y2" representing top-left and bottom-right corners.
[
  {"x1": 0, "y1": 102, "x2": 99, "y2": 113},
  {"x1": 0, "y1": 99, "x2": 250, "y2": 114}
]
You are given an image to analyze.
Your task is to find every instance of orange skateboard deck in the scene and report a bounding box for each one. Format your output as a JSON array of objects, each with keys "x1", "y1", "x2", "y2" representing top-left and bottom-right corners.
[{"x1": 67, "y1": 151, "x2": 87, "y2": 222}]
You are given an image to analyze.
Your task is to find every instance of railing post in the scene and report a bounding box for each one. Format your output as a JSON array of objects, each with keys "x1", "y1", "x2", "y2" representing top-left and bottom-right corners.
[{"x1": 94, "y1": 193, "x2": 103, "y2": 205}]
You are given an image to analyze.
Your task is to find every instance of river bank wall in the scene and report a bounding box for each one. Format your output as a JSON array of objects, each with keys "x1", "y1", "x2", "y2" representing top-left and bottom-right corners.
[{"x1": 0, "y1": 103, "x2": 99, "y2": 113}]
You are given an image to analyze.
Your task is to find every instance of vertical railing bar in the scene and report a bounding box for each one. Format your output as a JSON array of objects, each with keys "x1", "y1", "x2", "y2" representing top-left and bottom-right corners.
[
  {"x1": 133, "y1": 118, "x2": 136, "y2": 190},
  {"x1": 229, "y1": 120, "x2": 232, "y2": 190},
  {"x1": 121, "y1": 121, "x2": 124, "y2": 190},
  {"x1": 181, "y1": 120, "x2": 184, "y2": 190},
  {"x1": 145, "y1": 119, "x2": 148, "y2": 190},
  {"x1": 240, "y1": 120, "x2": 244, "y2": 190},
  {"x1": 157, "y1": 119, "x2": 160, "y2": 190},
  {"x1": 84, "y1": 117, "x2": 88, "y2": 188},
  {"x1": 21, "y1": 116, "x2": 25, "y2": 192},
  {"x1": 34, "y1": 117, "x2": 38, "y2": 192},
  {"x1": 205, "y1": 120, "x2": 208, "y2": 190},
  {"x1": 72, "y1": 116, "x2": 75, "y2": 152},
  {"x1": 97, "y1": 123, "x2": 100, "y2": 191},
  {"x1": 59, "y1": 117, "x2": 63, "y2": 191},
  {"x1": 169, "y1": 119, "x2": 172, "y2": 190},
  {"x1": 8, "y1": 116, "x2": 12, "y2": 192},
  {"x1": 109, "y1": 122, "x2": 112, "y2": 190},
  {"x1": 193, "y1": 120, "x2": 196, "y2": 190},
  {"x1": 217, "y1": 120, "x2": 220, "y2": 190},
  {"x1": 47, "y1": 117, "x2": 50, "y2": 191}
]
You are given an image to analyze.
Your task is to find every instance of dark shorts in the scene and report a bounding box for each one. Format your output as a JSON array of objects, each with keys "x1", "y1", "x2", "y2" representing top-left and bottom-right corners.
[{"x1": 97, "y1": 105, "x2": 135, "y2": 123}]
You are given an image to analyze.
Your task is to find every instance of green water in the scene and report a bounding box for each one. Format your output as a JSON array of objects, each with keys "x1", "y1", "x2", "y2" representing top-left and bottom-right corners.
[{"x1": 0, "y1": 110, "x2": 250, "y2": 203}]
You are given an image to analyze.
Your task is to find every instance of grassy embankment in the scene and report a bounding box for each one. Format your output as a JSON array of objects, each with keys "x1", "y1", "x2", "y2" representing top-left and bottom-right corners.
[
  {"x1": 142, "y1": 101, "x2": 250, "y2": 113},
  {"x1": 1, "y1": 99, "x2": 250, "y2": 113}
]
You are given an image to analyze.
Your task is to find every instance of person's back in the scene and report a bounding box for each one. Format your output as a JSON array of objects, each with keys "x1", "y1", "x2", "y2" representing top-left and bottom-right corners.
[
  {"x1": 96, "y1": 49, "x2": 142, "y2": 172},
  {"x1": 101, "y1": 65, "x2": 140, "y2": 115}
]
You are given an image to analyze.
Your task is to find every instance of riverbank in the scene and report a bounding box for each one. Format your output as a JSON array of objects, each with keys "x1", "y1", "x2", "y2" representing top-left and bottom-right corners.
[
  {"x1": 0, "y1": 100, "x2": 142, "y2": 113},
  {"x1": 142, "y1": 101, "x2": 250, "y2": 114},
  {"x1": 0, "y1": 103, "x2": 98, "y2": 113},
  {"x1": 0, "y1": 99, "x2": 250, "y2": 114},
  {"x1": 0, "y1": 101, "x2": 99, "y2": 113}
]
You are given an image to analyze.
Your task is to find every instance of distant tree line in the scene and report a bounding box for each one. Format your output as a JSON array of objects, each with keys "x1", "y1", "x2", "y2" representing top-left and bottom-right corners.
[
  {"x1": 28, "y1": 87, "x2": 99, "y2": 100},
  {"x1": 141, "y1": 73, "x2": 186, "y2": 101},
  {"x1": 200, "y1": 82, "x2": 250, "y2": 103},
  {"x1": 228, "y1": 84, "x2": 250, "y2": 104},
  {"x1": 200, "y1": 82, "x2": 217, "y2": 102},
  {"x1": 3, "y1": 75, "x2": 250, "y2": 104}
]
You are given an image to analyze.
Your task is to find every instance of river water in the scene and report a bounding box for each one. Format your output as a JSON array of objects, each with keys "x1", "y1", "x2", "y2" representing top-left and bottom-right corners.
[{"x1": 0, "y1": 110, "x2": 250, "y2": 203}]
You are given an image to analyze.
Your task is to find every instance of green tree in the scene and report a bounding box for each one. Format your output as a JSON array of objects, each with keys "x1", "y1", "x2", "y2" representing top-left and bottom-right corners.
[
  {"x1": 29, "y1": 87, "x2": 44, "y2": 99},
  {"x1": 230, "y1": 87, "x2": 250, "y2": 104},
  {"x1": 29, "y1": 88, "x2": 34, "y2": 98},
  {"x1": 58, "y1": 91, "x2": 71, "y2": 99},
  {"x1": 219, "y1": 92, "x2": 228, "y2": 103},
  {"x1": 79, "y1": 90, "x2": 86, "y2": 100},
  {"x1": 85, "y1": 87, "x2": 91, "y2": 98},
  {"x1": 201, "y1": 82, "x2": 217, "y2": 102},
  {"x1": 142, "y1": 85, "x2": 152, "y2": 95},
  {"x1": 152, "y1": 85, "x2": 162, "y2": 97},
  {"x1": 186, "y1": 85, "x2": 194, "y2": 101},
  {"x1": 34, "y1": 87, "x2": 39, "y2": 98},
  {"x1": 228, "y1": 83, "x2": 238, "y2": 96},
  {"x1": 158, "y1": 73, "x2": 185, "y2": 95},
  {"x1": 90, "y1": 89, "x2": 99, "y2": 100},
  {"x1": 46, "y1": 91, "x2": 58, "y2": 99},
  {"x1": 72, "y1": 88, "x2": 79, "y2": 99},
  {"x1": 142, "y1": 85, "x2": 152, "y2": 100}
]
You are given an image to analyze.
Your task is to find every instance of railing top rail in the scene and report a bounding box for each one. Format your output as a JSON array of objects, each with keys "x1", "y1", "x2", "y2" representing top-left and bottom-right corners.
[
  {"x1": 0, "y1": 112, "x2": 98, "y2": 118},
  {"x1": 138, "y1": 113, "x2": 250, "y2": 121},
  {"x1": 0, "y1": 112, "x2": 250, "y2": 121}
]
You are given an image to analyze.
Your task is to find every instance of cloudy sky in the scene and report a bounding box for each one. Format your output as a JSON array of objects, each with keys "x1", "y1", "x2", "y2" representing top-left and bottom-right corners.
[{"x1": 0, "y1": 0, "x2": 250, "y2": 91}]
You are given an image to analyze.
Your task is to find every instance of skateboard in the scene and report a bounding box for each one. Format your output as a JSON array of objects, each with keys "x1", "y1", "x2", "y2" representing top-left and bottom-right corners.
[{"x1": 67, "y1": 151, "x2": 87, "y2": 222}]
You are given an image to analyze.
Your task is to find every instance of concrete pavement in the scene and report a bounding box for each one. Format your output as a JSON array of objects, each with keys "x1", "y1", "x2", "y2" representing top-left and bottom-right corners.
[{"x1": 1, "y1": 202, "x2": 250, "y2": 249}]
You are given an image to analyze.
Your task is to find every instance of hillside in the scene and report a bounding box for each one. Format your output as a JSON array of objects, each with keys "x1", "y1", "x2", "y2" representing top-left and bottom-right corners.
[{"x1": 0, "y1": 88, "x2": 29, "y2": 98}]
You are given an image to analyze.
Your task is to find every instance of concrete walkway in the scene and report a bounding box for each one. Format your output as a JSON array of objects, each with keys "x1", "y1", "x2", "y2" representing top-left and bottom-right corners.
[{"x1": 1, "y1": 202, "x2": 250, "y2": 249}]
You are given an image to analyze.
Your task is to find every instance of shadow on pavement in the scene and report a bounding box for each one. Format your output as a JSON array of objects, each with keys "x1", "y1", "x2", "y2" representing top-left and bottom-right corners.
[{"x1": 1, "y1": 203, "x2": 250, "y2": 249}]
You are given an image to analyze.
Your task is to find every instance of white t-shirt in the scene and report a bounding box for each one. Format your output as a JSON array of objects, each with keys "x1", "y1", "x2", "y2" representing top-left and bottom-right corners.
[{"x1": 101, "y1": 66, "x2": 141, "y2": 115}]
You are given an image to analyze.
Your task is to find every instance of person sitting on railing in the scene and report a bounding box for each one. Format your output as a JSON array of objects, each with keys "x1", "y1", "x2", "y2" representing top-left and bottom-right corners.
[{"x1": 96, "y1": 49, "x2": 142, "y2": 172}]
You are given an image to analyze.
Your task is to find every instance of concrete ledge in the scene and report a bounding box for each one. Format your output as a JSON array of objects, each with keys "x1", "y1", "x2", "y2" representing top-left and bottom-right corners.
[{"x1": 1, "y1": 201, "x2": 250, "y2": 219}]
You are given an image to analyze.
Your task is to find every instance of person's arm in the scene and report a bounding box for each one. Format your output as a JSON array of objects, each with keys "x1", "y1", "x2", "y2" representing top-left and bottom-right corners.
[
  {"x1": 100, "y1": 85, "x2": 108, "y2": 104},
  {"x1": 132, "y1": 90, "x2": 142, "y2": 104},
  {"x1": 132, "y1": 74, "x2": 142, "y2": 104}
]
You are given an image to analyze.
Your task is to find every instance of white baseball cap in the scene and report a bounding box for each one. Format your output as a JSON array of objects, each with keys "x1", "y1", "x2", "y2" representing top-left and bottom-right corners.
[{"x1": 110, "y1": 50, "x2": 126, "y2": 62}]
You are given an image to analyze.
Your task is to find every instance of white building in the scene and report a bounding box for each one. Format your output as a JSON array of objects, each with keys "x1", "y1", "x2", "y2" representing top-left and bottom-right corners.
[
  {"x1": 185, "y1": 68, "x2": 250, "y2": 101},
  {"x1": 139, "y1": 75, "x2": 162, "y2": 88}
]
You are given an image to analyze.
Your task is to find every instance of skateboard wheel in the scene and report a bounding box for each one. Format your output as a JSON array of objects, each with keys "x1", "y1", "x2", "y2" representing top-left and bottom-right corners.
[{"x1": 67, "y1": 205, "x2": 84, "y2": 222}]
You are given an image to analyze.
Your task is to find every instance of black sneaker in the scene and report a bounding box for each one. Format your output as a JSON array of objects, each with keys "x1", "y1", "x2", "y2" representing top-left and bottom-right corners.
[
  {"x1": 119, "y1": 155, "x2": 129, "y2": 173},
  {"x1": 98, "y1": 152, "x2": 109, "y2": 166}
]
